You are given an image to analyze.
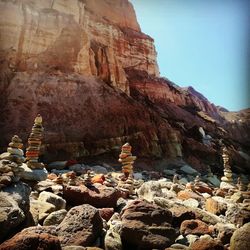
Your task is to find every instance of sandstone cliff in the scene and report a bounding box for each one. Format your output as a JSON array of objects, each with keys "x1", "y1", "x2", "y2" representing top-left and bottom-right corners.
[{"x1": 0, "y1": 0, "x2": 249, "y2": 173}]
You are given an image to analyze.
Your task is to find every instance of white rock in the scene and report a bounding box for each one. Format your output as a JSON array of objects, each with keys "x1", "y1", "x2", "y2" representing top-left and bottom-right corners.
[
  {"x1": 180, "y1": 165, "x2": 198, "y2": 175},
  {"x1": 38, "y1": 191, "x2": 66, "y2": 210},
  {"x1": 18, "y1": 164, "x2": 47, "y2": 181},
  {"x1": 183, "y1": 198, "x2": 199, "y2": 208},
  {"x1": 220, "y1": 181, "x2": 235, "y2": 190}
]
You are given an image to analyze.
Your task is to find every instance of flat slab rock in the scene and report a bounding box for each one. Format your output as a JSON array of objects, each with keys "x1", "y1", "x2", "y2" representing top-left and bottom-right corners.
[{"x1": 63, "y1": 184, "x2": 122, "y2": 208}]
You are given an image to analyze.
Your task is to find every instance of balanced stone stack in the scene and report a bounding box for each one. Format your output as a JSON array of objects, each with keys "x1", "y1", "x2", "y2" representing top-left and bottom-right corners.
[
  {"x1": 1, "y1": 135, "x2": 25, "y2": 165},
  {"x1": 0, "y1": 135, "x2": 25, "y2": 188},
  {"x1": 118, "y1": 142, "x2": 136, "y2": 178},
  {"x1": 220, "y1": 147, "x2": 235, "y2": 190},
  {"x1": 67, "y1": 172, "x2": 77, "y2": 186},
  {"x1": 83, "y1": 170, "x2": 94, "y2": 188},
  {"x1": 26, "y1": 114, "x2": 44, "y2": 169},
  {"x1": 104, "y1": 173, "x2": 117, "y2": 187}
]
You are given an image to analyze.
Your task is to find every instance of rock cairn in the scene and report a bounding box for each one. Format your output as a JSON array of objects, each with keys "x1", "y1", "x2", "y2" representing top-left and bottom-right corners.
[
  {"x1": 118, "y1": 142, "x2": 136, "y2": 178},
  {"x1": 220, "y1": 147, "x2": 234, "y2": 190},
  {"x1": 0, "y1": 135, "x2": 25, "y2": 189},
  {"x1": 1, "y1": 135, "x2": 25, "y2": 165},
  {"x1": 26, "y1": 114, "x2": 44, "y2": 169},
  {"x1": 104, "y1": 173, "x2": 117, "y2": 187},
  {"x1": 67, "y1": 172, "x2": 77, "y2": 186},
  {"x1": 83, "y1": 170, "x2": 94, "y2": 188}
]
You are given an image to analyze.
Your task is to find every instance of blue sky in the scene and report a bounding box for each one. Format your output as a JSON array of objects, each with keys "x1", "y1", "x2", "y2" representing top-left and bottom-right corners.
[{"x1": 130, "y1": 0, "x2": 249, "y2": 111}]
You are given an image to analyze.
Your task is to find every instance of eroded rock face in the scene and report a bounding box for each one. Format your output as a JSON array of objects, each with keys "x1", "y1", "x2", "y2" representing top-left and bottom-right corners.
[{"x1": 0, "y1": 0, "x2": 249, "y2": 174}]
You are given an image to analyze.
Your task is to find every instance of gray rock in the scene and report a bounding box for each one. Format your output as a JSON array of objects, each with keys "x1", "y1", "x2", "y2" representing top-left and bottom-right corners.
[
  {"x1": 180, "y1": 165, "x2": 198, "y2": 175},
  {"x1": 38, "y1": 191, "x2": 66, "y2": 210},
  {"x1": 207, "y1": 175, "x2": 221, "y2": 187},
  {"x1": 0, "y1": 192, "x2": 25, "y2": 242},
  {"x1": 183, "y1": 198, "x2": 199, "y2": 208},
  {"x1": 90, "y1": 165, "x2": 108, "y2": 174},
  {"x1": 105, "y1": 224, "x2": 122, "y2": 250},
  {"x1": 230, "y1": 222, "x2": 250, "y2": 250},
  {"x1": 43, "y1": 209, "x2": 67, "y2": 226},
  {"x1": 18, "y1": 164, "x2": 48, "y2": 181},
  {"x1": 69, "y1": 164, "x2": 86, "y2": 174},
  {"x1": 170, "y1": 243, "x2": 189, "y2": 249},
  {"x1": 47, "y1": 161, "x2": 67, "y2": 170}
]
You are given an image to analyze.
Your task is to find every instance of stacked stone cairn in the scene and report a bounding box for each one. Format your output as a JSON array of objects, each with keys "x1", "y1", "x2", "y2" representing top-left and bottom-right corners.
[
  {"x1": 53, "y1": 174, "x2": 64, "y2": 185},
  {"x1": 26, "y1": 114, "x2": 44, "y2": 169},
  {"x1": 220, "y1": 147, "x2": 234, "y2": 190},
  {"x1": 117, "y1": 143, "x2": 136, "y2": 195},
  {"x1": 104, "y1": 173, "x2": 116, "y2": 187},
  {"x1": 83, "y1": 170, "x2": 94, "y2": 188},
  {"x1": 67, "y1": 171, "x2": 77, "y2": 186},
  {"x1": 0, "y1": 135, "x2": 24, "y2": 188},
  {"x1": 118, "y1": 142, "x2": 136, "y2": 178}
]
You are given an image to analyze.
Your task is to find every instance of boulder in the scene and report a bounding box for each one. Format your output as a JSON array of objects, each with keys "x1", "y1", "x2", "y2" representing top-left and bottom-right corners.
[
  {"x1": 180, "y1": 219, "x2": 211, "y2": 236},
  {"x1": 43, "y1": 209, "x2": 67, "y2": 226},
  {"x1": 230, "y1": 222, "x2": 250, "y2": 250},
  {"x1": 47, "y1": 161, "x2": 67, "y2": 170},
  {"x1": 0, "y1": 192, "x2": 25, "y2": 242},
  {"x1": 0, "y1": 230, "x2": 61, "y2": 250},
  {"x1": 207, "y1": 175, "x2": 220, "y2": 187},
  {"x1": 180, "y1": 165, "x2": 199, "y2": 175},
  {"x1": 215, "y1": 223, "x2": 236, "y2": 245},
  {"x1": 105, "y1": 224, "x2": 122, "y2": 250},
  {"x1": 98, "y1": 208, "x2": 114, "y2": 222},
  {"x1": 190, "y1": 238, "x2": 224, "y2": 250},
  {"x1": 137, "y1": 180, "x2": 163, "y2": 202},
  {"x1": 226, "y1": 204, "x2": 250, "y2": 226},
  {"x1": 177, "y1": 190, "x2": 204, "y2": 202},
  {"x1": 120, "y1": 199, "x2": 176, "y2": 249},
  {"x1": 30, "y1": 200, "x2": 56, "y2": 223},
  {"x1": 38, "y1": 191, "x2": 66, "y2": 210},
  {"x1": 56, "y1": 204, "x2": 103, "y2": 246},
  {"x1": 205, "y1": 197, "x2": 227, "y2": 215},
  {"x1": 63, "y1": 185, "x2": 122, "y2": 208},
  {"x1": 2, "y1": 182, "x2": 31, "y2": 213},
  {"x1": 169, "y1": 205, "x2": 196, "y2": 227},
  {"x1": 18, "y1": 164, "x2": 48, "y2": 181}
]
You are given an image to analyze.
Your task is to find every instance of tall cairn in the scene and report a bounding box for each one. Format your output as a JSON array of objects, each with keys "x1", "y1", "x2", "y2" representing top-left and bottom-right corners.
[
  {"x1": 26, "y1": 114, "x2": 44, "y2": 169},
  {"x1": 118, "y1": 142, "x2": 136, "y2": 178},
  {"x1": 220, "y1": 147, "x2": 234, "y2": 190}
]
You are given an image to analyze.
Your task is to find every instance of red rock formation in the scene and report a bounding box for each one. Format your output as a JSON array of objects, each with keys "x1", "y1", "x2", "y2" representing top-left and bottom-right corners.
[{"x1": 0, "y1": 0, "x2": 249, "y2": 173}]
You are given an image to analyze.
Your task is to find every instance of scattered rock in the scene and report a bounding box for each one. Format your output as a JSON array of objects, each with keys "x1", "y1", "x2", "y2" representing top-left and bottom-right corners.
[
  {"x1": 43, "y1": 209, "x2": 67, "y2": 226},
  {"x1": 230, "y1": 222, "x2": 250, "y2": 250},
  {"x1": 177, "y1": 190, "x2": 204, "y2": 201},
  {"x1": 98, "y1": 208, "x2": 114, "y2": 221},
  {"x1": 38, "y1": 191, "x2": 66, "y2": 210},
  {"x1": 0, "y1": 192, "x2": 25, "y2": 242},
  {"x1": 190, "y1": 238, "x2": 224, "y2": 250},
  {"x1": 18, "y1": 164, "x2": 48, "y2": 181},
  {"x1": 63, "y1": 185, "x2": 122, "y2": 208},
  {"x1": 180, "y1": 165, "x2": 198, "y2": 175},
  {"x1": 205, "y1": 197, "x2": 228, "y2": 215},
  {"x1": 180, "y1": 219, "x2": 211, "y2": 236},
  {"x1": 120, "y1": 199, "x2": 176, "y2": 249},
  {"x1": 57, "y1": 204, "x2": 103, "y2": 246},
  {"x1": 0, "y1": 231, "x2": 61, "y2": 250},
  {"x1": 183, "y1": 198, "x2": 199, "y2": 208}
]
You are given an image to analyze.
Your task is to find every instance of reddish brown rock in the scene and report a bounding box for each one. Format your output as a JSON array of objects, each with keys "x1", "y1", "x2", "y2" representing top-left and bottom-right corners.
[
  {"x1": 0, "y1": 232, "x2": 61, "y2": 250},
  {"x1": 120, "y1": 199, "x2": 176, "y2": 249},
  {"x1": 98, "y1": 207, "x2": 114, "y2": 221},
  {"x1": 169, "y1": 206, "x2": 196, "y2": 227},
  {"x1": 190, "y1": 238, "x2": 224, "y2": 250},
  {"x1": 195, "y1": 184, "x2": 213, "y2": 195},
  {"x1": 63, "y1": 184, "x2": 122, "y2": 208},
  {"x1": 56, "y1": 204, "x2": 103, "y2": 247},
  {"x1": 177, "y1": 190, "x2": 204, "y2": 202},
  {"x1": 205, "y1": 197, "x2": 227, "y2": 215},
  {"x1": 180, "y1": 219, "x2": 211, "y2": 236}
]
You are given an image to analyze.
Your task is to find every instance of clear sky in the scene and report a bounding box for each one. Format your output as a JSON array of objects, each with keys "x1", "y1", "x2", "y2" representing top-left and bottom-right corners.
[{"x1": 130, "y1": 0, "x2": 249, "y2": 111}]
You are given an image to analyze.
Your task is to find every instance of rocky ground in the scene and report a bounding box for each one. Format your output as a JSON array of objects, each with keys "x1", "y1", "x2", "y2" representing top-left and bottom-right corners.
[{"x1": 0, "y1": 158, "x2": 250, "y2": 250}]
